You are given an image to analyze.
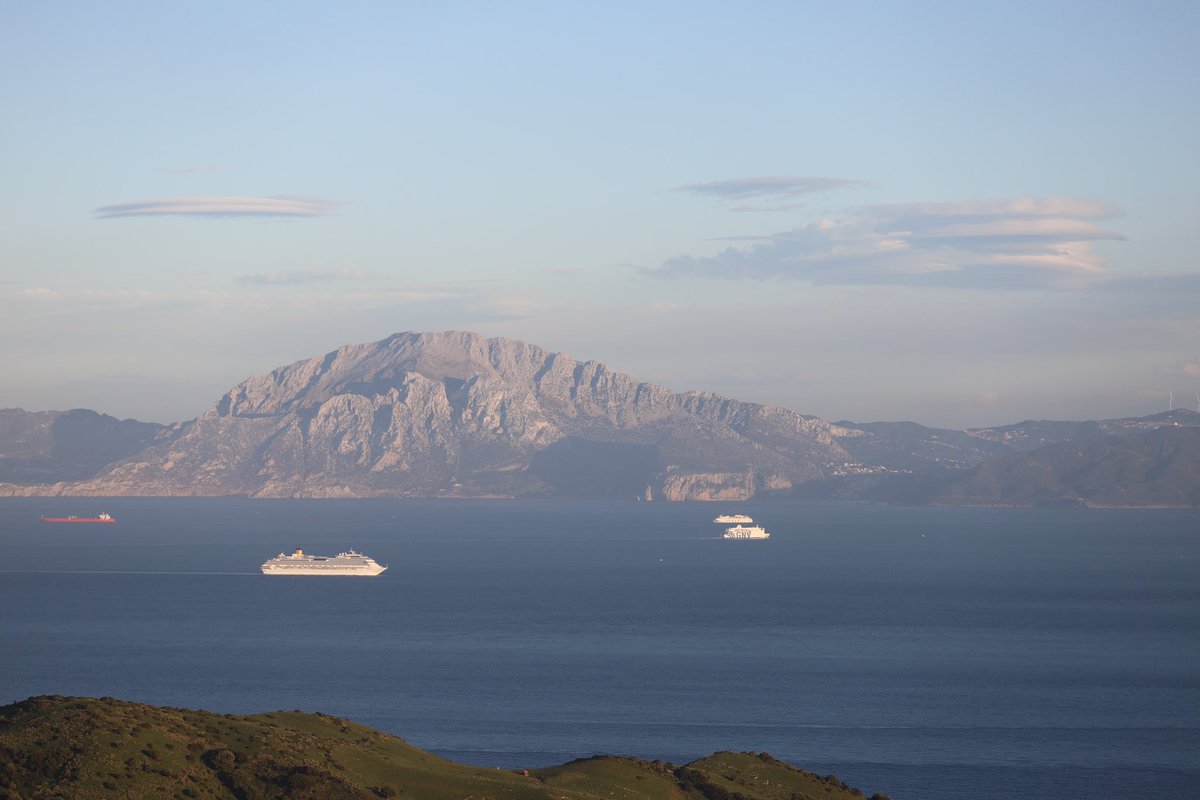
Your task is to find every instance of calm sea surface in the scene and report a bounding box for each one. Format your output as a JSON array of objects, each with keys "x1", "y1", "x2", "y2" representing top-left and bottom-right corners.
[{"x1": 0, "y1": 498, "x2": 1196, "y2": 799}]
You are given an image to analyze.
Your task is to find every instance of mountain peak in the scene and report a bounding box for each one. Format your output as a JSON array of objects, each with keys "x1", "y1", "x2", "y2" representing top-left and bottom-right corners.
[{"x1": 63, "y1": 331, "x2": 848, "y2": 500}]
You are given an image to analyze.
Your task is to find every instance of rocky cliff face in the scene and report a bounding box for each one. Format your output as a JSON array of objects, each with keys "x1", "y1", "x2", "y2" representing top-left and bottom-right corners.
[{"x1": 60, "y1": 331, "x2": 851, "y2": 500}]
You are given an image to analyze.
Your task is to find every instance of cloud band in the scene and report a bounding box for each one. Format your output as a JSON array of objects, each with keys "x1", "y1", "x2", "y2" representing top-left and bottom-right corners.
[
  {"x1": 648, "y1": 196, "x2": 1125, "y2": 289},
  {"x1": 94, "y1": 195, "x2": 334, "y2": 219},
  {"x1": 675, "y1": 176, "x2": 864, "y2": 201}
]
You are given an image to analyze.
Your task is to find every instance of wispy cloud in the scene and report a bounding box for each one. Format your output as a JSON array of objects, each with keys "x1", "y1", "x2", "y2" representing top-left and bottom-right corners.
[
  {"x1": 157, "y1": 165, "x2": 223, "y2": 175},
  {"x1": 235, "y1": 269, "x2": 368, "y2": 286},
  {"x1": 1160, "y1": 358, "x2": 1200, "y2": 378},
  {"x1": 647, "y1": 196, "x2": 1124, "y2": 289},
  {"x1": 10, "y1": 287, "x2": 231, "y2": 315},
  {"x1": 461, "y1": 293, "x2": 552, "y2": 321},
  {"x1": 676, "y1": 176, "x2": 864, "y2": 201},
  {"x1": 2, "y1": 282, "x2": 532, "y2": 319},
  {"x1": 93, "y1": 195, "x2": 335, "y2": 219}
]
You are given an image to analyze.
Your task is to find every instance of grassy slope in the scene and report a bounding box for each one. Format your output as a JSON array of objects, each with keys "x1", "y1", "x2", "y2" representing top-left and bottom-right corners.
[{"x1": 0, "y1": 696, "x2": 889, "y2": 800}]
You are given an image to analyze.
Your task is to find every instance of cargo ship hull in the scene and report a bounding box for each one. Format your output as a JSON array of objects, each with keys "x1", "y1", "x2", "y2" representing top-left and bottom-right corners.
[{"x1": 40, "y1": 515, "x2": 116, "y2": 524}]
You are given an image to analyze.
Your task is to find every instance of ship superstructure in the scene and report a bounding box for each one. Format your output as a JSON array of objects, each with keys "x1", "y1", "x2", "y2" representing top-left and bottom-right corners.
[{"x1": 260, "y1": 548, "x2": 387, "y2": 576}]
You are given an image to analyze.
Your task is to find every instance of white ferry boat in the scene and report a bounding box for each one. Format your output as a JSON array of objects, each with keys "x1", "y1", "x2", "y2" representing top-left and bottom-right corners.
[
  {"x1": 261, "y1": 548, "x2": 387, "y2": 576},
  {"x1": 713, "y1": 514, "x2": 753, "y2": 524},
  {"x1": 723, "y1": 524, "x2": 770, "y2": 540}
]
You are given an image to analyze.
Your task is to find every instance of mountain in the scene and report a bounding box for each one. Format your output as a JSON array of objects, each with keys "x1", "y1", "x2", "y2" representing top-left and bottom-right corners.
[
  {"x1": 802, "y1": 412, "x2": 1200, "y2": 507},
  {"x1": 931, "y1": 423, "x2": 1200, "y2": 507},
  {"x1": 0, "y1": 408, "x2": 169, "y2": 484},
  {"x1": 34, "y1": 332, "x2": 853, "y2": 501},
  {"x1": 781, "y1": 420, "x2": 1009, "y2": 504},
  {"x1": 965, "y1": 410, "x2": 1200, "y2": 452},
  {"x1": 831, "y1": 420, "x2": 1011, "y2": 473},
  {"x1": 1, "y1": 332, "x2": 1196, "y2": 506},
  {"x1": 0, "y1": 695, "x2": 891, "y2": 800}
]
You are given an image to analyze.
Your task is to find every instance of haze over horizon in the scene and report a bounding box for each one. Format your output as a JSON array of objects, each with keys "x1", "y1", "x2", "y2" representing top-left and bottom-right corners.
[{"x1": 2, "y1": 2, "x2": 1197, "y2": 429}]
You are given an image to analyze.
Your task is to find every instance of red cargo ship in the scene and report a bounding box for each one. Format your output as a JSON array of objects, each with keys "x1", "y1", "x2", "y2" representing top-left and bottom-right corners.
[{"x1": 39, "y1": 512, "x2": 116, "y2": 524}]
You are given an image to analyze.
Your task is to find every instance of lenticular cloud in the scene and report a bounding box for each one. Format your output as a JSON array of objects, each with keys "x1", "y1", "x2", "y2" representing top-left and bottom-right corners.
[
  {"x1": 649, "y1": 196, "x2": 1125, "y2": 289},
  {"x1": 675, "y1": 175, "x2": 864, "y2": 201},
  {"x1": 94, "y1": 195, "x2": 333, "y2": 219}
]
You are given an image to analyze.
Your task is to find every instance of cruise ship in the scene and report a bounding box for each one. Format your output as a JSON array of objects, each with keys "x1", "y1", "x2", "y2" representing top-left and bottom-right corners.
[
  {"x1": 713, "y1": 514, "x2": 753, "y2": 523},
  {"x1": 723, "y1": 524, "x2": 770, "y2": 540},
  {"x1": 260, "y1": 548, "x2": 387, "y2": 576}
]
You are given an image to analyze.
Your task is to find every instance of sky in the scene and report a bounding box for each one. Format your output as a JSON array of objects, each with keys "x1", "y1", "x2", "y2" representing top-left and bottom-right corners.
[{"x1": 2, "y1": 1, "x2": 1198, "y2": 429}]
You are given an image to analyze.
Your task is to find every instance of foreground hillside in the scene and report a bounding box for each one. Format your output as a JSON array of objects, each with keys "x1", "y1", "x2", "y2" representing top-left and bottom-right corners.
[{"x1": 0, "y1": 696, "x2": 889, "y2": 800}]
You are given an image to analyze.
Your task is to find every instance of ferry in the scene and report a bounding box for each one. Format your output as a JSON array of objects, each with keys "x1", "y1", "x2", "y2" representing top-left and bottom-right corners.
[
  {"x1": 713, "y1": 514, "x2": 753, "y2": 524},
  {"x1": 261, "y1": 548, "x2": 387, "y2": 576},
  {"x1": 40, "y1": 512, "x2": 116, "y2": 524},
  {"x1": 723, "y1": 524, "x2": 770, "y2": 540}
]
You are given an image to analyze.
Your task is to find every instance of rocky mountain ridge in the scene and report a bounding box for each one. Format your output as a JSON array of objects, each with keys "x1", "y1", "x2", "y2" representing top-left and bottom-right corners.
[
  {"x1": 2, "y1": 332, "x2": 853, "y2": 501},
  {"x1": 2, "y1": 331, "x2": 1196, "y2": 506}
]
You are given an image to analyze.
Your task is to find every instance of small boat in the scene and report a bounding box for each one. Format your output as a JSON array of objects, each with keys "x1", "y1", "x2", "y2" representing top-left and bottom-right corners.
[
  {"x1": 713, "y1": 514, "x2": 753, "y2": 524},
  {"x1": 40, "y1": 512, "x2": 116, "y2": 524}
]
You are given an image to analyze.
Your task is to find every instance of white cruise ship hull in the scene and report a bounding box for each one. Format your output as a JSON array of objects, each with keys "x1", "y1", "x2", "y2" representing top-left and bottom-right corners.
[
  {"x1": 261, "y1": 564, "x2": 387, "y2": 576},
  {"x1": 260, "y1": 548, "x2": 387, "y2": 576}
]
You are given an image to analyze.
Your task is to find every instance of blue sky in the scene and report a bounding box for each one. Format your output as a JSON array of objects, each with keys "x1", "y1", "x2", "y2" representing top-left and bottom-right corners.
[{"x1": 2, "y1": 1, "x2": 1197, "y2": 427}]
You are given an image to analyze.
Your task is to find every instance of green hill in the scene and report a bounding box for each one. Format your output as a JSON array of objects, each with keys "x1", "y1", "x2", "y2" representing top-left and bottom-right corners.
[{"x1": 0, "y1": 696, "x2": 890, "y2": 800}]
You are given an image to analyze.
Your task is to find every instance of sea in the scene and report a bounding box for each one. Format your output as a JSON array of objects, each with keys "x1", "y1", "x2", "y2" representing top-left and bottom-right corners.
[{"x1": 0, "y1": 498, "x2": 1196, "y2": 799}]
